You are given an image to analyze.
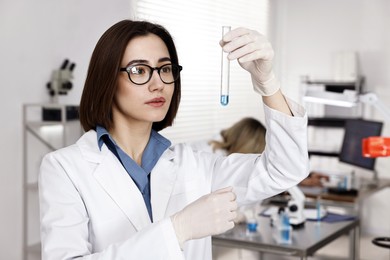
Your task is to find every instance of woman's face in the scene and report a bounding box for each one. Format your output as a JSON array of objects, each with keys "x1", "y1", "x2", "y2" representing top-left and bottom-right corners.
[{"x1": 113, "y1": 33, "x2": 174, "y2": 128}]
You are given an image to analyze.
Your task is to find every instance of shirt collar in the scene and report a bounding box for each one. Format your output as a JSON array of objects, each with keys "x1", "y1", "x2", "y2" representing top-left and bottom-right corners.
[
  {"x1": 142, "y1": 130, "x2": 171, "y2": 172},
  {"x1": 96, "y1": 125, "x2": 171, "y2": 153},
  {"x1": 96, "y1": 125, "x2": 114, "y2": 150}
]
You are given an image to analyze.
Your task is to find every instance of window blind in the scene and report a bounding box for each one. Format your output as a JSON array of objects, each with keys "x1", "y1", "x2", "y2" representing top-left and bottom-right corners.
[{"x1": 134, "y1": 0, "x2": 270, "y2": 144}]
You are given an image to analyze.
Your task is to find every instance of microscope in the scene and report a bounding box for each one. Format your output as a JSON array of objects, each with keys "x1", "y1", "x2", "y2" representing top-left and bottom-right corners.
[
  {"x1": 43, "y1": 59, "x2": 78, "y2": 121},
  {"x1": 286, "y1": 186, "x2": 306, "y2": 228},
  {"x1": 46, "y1": 59, "x2": 76, "y2": 103}
]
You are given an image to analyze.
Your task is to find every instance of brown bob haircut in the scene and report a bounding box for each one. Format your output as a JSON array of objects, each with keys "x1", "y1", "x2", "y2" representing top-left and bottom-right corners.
[{"x1": 79, "y1": 20, "x2": 181, "y2": 132}]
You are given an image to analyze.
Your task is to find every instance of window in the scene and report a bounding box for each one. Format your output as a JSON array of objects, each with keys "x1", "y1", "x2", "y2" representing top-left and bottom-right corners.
[{"x1": 135, "y1": 0, "x2": 270, "y2": 143}]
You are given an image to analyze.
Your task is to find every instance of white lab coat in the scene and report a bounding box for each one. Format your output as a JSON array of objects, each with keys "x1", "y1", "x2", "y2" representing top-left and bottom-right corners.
[{"x1": 39, "y1": 100, "x2": 309, "y2": 260}]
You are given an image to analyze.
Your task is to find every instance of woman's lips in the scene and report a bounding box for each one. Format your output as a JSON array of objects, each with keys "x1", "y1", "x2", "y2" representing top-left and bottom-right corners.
[{"x1": 146, "y1": 97, "x2": 166, "y2": 107}]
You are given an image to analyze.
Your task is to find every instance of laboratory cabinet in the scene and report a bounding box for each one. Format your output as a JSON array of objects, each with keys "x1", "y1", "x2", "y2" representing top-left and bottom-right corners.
[{"x1": 22, "y1": 103, "x2": 82, "y2": 260}]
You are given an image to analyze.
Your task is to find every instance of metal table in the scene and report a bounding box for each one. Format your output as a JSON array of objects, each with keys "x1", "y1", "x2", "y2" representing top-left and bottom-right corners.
[{"x1": 212, "y1": 216, "x2": 359, "y2": 260}]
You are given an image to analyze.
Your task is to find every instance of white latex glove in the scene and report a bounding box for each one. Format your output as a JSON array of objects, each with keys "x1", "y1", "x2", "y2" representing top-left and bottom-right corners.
[
  {"x1": 220, "y1": 27, "x2": 280, "y2": 96},
  {"x1": 171, "y1": 187, "x2": 237, "y2": 249}
]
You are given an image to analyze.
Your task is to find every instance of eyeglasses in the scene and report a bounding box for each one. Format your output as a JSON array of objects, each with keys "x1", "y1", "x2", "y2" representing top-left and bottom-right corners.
[{"x1": 119, "y1": 63, "x2": 183, "y2": 85}]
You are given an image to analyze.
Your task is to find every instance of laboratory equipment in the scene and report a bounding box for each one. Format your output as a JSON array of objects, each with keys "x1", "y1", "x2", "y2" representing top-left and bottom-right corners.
[
  {"x1": 286, "y1": 186, "x2": 306, "y2": 228},
  {"x1": 339, "y1": 119, "x2": 383, "y2": 170},
  {"x1": 273, "y1": 210, "x2": 292, "y2": 244},
  {"x1": 220, "y1": 26, "x2": 231, "y2": 106},
  {"x1": 47, "y1": 59, "x2": 76, "y2": 103},
  {"x1": 363, "y1": 137, "x2": 390, "y2": 157},
  {"x1": 246, "y1": 218, "x2": 258, "y2": 234},
  {"x1": 316, "y1": 196, "x2": 322, "y2": 225},
  {"x1": 245, "y1": 205, "x2": 259, "y2": 235}
]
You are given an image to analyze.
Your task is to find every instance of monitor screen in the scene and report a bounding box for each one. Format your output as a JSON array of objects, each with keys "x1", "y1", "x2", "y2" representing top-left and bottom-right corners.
[{"x1": 339, "y1": 119, "x2": 383, "y2": 170}]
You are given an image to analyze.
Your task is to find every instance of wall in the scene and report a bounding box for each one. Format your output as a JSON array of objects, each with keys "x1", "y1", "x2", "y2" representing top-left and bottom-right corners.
[
  {"x1": 271, "y1": 0, "x2": 390, "y2": 235},
  {"x1": 0, "y1": 1, "x2": 133, "y2": 259}
]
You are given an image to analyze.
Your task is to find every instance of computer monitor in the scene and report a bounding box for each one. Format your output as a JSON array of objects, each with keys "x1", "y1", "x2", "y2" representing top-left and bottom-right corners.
[{"x1": 339, "y1": 119, "x2": 383, "y2": 170}]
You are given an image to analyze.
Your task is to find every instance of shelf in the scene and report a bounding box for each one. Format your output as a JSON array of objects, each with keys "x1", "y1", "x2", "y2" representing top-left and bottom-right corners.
[
  {"x1": 23, "y1": 103, "x2": 82, "y2": 260},
  {"x1": 309, "y1": 117, "x2": 352, "y2": 128},
  {"x1": 308, "y1": 151, "x2": 339, "y2": 158},
  {"x1": 305, "y1": 79, "x2": 358, "y2": 86},
  {"x1": 303, "y1": 76, "x2": 364, "y2": 93},
  {"x1": 26, "y1": 120, "x2": 80, "y2": 129}
]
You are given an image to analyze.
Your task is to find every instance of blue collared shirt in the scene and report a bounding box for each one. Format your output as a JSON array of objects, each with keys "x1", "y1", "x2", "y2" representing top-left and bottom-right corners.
[{"x1": 96, "y1": 125, "x2": 171, "y2": 221}]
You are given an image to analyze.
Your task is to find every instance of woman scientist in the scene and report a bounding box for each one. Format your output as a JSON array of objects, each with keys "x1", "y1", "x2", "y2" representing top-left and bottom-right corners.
[{"x1": 38, "y1": 20, "x2": 309, "y2": 260}]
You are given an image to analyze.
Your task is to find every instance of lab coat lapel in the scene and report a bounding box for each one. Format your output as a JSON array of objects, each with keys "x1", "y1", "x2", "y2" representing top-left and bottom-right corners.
[
  {"x1": 151, "y1": 148, "x2": 178, "y2": 222},
  {"x1": 93, "y1": 151, "x2": 151, "y2": 231}
]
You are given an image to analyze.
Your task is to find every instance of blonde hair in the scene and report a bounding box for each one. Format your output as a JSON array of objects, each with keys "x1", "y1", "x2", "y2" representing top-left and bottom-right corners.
[{"x1": 209, "y1": 117, "x2": 266, "y2": 155}]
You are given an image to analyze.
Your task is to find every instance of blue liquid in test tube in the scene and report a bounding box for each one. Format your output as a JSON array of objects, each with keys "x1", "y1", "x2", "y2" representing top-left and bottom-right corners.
[
  {"x1": 220, "y1": 26, "x2": 231, "y2": 106},
  {"x1": 220, "y1": 95, "x2": 229, "y2": 105},
  {"x1": 246, "y1": 219, "x2": 258, "y2": 233}
]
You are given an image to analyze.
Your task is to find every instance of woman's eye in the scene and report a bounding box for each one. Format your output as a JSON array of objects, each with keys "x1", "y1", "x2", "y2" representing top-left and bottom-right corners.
[
  {"x1": 161, "y1": 66, "x2": 172, "y2": 73},
  {"x1": 130, "y1": 66, "x2": 146, "y2": 75}
]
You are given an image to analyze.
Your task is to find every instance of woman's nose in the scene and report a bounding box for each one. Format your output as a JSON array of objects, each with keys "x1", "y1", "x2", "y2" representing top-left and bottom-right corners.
[{"x1": 148, "y1": 70, "x2": 164, "y2": 91}]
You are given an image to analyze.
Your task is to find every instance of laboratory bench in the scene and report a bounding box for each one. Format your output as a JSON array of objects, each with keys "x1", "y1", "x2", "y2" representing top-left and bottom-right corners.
[
  {"x1": 213, "y1": 216, "x2": 360, "y2": 260},
  {"x1": 263, "y1": 177, "x2": 390, "y2": 214},
  {"x1": 213, "y1": 177, "x2": 390, "y2": 259}
]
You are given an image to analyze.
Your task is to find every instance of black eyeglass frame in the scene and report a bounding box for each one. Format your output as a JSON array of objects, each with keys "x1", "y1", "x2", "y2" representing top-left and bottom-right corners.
[{"x1": 119, "y1": 63, "x2": 183, "y2": 85}]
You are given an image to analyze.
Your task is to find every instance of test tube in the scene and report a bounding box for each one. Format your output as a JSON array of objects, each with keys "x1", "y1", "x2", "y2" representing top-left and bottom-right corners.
[
  {"x1": 220, "y1": 26, "x2": 231, "y2": 106},
  {"x1": 316, "y1": 196, "x2": 322, "y2": 225}
]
